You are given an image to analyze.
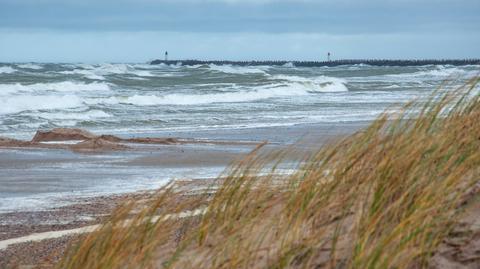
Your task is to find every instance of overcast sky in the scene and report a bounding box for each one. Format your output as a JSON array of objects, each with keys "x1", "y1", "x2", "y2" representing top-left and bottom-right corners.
[{"x1": 1, "y1": 0, "x2": 479, "y2": 62}]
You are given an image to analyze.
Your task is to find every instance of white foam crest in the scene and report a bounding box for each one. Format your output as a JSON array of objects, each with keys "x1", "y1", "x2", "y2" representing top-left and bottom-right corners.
[
  {"x1": 82, "y1": 63, "x2": 127, "y2": 74},
  {"x1": 94, "y1": 63, "x2": 154, "y2": 77},
  {"x1": 60, "y1": 70, "x2": 106, "y2": 80},
  {"x1": 420, "y1": 67, "x2": 465, "y2": 77},
  {"x1": 84, "y1": 96, "x2": 120, "y2": 105},
  {"x1": 131, "y1": 70, "x2": 155, "y2": 77},
  {"x1": 100, "y1": 63, "x2": 129, "y2": 74},
  {"x1": 208, "y1": 64, "x2": 268, "y2": 75},
  {"x1": 0, "y1": 81, "x2": 111, "y2": 94},
  {"x1": 119, "y1": 88, "x2": 288, "y2": 106},
  {"x1": 345, "y1": 66, "x2": 476, "y2": 84},
  {"x1": 347, "y1": 63, "x2": 372, "y2": 70},
  {"x1": 0, "y1": 66, "x2": 17, "y2": 74},
  {"x1": 150, "y1": 62, "x2": 183, "y2": 69},
  {"x1": 34, "y1": 110, "x2": 112, "y2": 121},
  {"x1": 17, "y1": 63, "x2": 43, "y2": 70},
  {"x1": 132, "y1": 63, "x2": 161, "y2": 69},
  {"x1": 0, "y1": 83, "x2": 24, "y2": 96},
  {"x1": 113, "y1": 81, "x2": 344, "y2": 106},
  {"x1": 0, "y1": 95, "x2": 84, "y2": 115},
  {"x1": 131, "y1": 63, "x2": 174, "y2": 70},
  {"x1": 65, "y1": 63, "x2": 155, "y2": 78},
  {"x1": 120, "y1": 90, "x2": 281, "y2": 105},
  {"x1": 387, "y1": 66, "x2": 469, "y2": 79},
  {"x1": 183, "y1": 64, "x2": 204, "y2": 69},
  {"x1": 272, "y1": 75, "x2": 349, "y2": 92},
  {"x1": 49, "y1": 81, "x2": 111, "y2": 92},
  {"x1": 305, "y1": 81, "x2": 348, "y2": 93}
]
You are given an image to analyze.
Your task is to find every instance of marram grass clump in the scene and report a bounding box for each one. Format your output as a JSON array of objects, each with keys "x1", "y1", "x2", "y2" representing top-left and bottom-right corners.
[{"x1": 59, "y1": 77, "x2": 480, "y2": 269}]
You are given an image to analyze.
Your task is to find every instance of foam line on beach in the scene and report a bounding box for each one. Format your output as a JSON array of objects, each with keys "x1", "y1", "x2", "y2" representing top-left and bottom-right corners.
[
  {"x1": 0, "y1": 208, "x2": 206, "y2": 251},
  {"x1": 0, "y1": 225, "x2": 100, "y2": 251}
]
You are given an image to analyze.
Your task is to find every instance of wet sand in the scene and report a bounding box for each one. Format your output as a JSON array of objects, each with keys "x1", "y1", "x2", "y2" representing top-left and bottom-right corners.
[{"x1": 0, "y1": 122, "x2": 366, "y2": 212}]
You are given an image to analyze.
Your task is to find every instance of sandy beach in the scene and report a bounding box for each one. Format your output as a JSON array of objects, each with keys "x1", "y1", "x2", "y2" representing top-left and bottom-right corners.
[
  {"x1": 0, "y1": 122, "x2": 366, "y2": 267},
  {"x1": 0, "y1": 192, "x2": 141, "y2": 268}
]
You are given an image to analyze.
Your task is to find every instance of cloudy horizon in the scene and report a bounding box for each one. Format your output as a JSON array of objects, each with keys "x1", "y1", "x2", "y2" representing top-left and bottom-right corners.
[{"x1": 1, "y1": 0, "x2": 479, "y2": 62}]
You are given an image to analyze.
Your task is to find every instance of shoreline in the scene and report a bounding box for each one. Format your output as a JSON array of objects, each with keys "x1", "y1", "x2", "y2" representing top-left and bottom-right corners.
[
  {"x1": 0, "y1": 121, "x2": 367, "y2": 213},
  {"x1": 0, "y1": 122, "x2": 366, "y2": 267},
  {"x1": 1, "y1": 116, "x2": 479, "y2": 267}
]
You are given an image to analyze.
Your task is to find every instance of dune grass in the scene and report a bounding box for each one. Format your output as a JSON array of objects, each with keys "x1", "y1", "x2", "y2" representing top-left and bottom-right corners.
[{"x1": 58, "y1": 77, "x2": 480, "y2": 269}]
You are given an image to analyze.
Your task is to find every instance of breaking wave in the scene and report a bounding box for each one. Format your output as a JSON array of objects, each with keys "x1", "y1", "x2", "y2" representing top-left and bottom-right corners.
[
  {"x1": 17, "y1": 63, "x2": 43, "y2": 70},
  {"x1": 0, "y1": 81, "x2": 111, "y2": 114},
  {"x1": 60, "y1": 70, "x2": 106, "y2": 80},
  {"x1": 349, "y1": 66, "x2": 477, "y2": 84},
  {"x1": 386, "y1": 66, "x2": 471, "y2": 79},
  {"x1": 207, "y1": 64, "x2": 268, "y2": 75},
  {"x1": 271, "y1": 75, "x2": 349, "y2": 92},
  {"x1": 0, "y1": 66, "x2": 17, "y2": 74},
  {"x1": 0, "y1": 81, "x2": 111, "y2": 95},
  {"x1": 33, "y1": 110, "x2": 112, "y2": 121},
  {"x1": 61, "y1": 63, "x2": 155, "y2": 79},
  {"x1": 0, "y1": 95, "x2": 84, "y2": 115},
  {"x1": 100, "y1": 78, "x2": 348, "y2": 106}
]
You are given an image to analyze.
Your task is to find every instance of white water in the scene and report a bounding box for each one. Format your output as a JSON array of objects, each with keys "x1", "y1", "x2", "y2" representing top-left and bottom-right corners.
[
  {"x1": 0, "y1": 95, "x2": 84, "y2": 115},
  {"x1": 17, "y1": 63, "x2": 44, "y2": 70},
  {"x1": 0, "y1": 66, "x2": 17, "y2": 74},
  {"x1": 60, "y1": 63, "x2": 155, "y2": 80},
  {"x1": 0, "y1": 63, "x2": 477, "y2": 138},
  {"x1": 207, "y1": 64, "x2": 269, "y2": 75}
]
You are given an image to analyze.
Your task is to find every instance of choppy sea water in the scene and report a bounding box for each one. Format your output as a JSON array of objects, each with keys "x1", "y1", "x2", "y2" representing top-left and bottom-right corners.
[
  {"x1": 1, "y1": 62, "x2": 478, "y2": 140},
  {"x1": 0, "y1": 62, "x2": 479, "y2": 213}
]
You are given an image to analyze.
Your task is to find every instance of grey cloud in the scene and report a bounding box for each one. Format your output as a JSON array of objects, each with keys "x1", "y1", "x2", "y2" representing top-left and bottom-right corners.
[
  {"x1": 0, "y1": 0, "x2": 478, "y2": 34},
  {"x1": 0, "y1": 0, "x2": 478, "y2": 61}
]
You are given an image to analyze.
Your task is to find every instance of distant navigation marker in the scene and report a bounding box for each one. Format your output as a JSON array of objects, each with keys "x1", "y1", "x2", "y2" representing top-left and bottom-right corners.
[
  {"x1": 165, "y1": 51, "x2": 168, "y2": 61},
  {"x1": 327, "y1": 52, "x2": 331, "y2": 62}
]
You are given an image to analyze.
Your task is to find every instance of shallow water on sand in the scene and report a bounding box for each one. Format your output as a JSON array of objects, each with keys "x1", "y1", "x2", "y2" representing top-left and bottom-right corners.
[{"x1": 0, "y1": 142, "x2": 252, "y2": 213}]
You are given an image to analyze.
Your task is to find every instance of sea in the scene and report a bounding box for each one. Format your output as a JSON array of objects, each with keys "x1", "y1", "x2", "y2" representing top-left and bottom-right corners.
[
  {"x1": 0, "y1": 62, "x2": 478, "y2": 140},
  {"x1": 0, "y1": 62, "x2": 478, "y2": 213}
]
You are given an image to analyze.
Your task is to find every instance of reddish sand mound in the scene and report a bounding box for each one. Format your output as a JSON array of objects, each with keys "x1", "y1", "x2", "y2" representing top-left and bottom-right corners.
[
  {"x1": 0, "y1": 137, "x2": 31, "y2": 147},
  {"x1": 97, "y1": 134, "x2": 123, "y2": 142},
  {"x1": 127, "y1": 137, "x2": 178, "y2": 144},
  {"x1": 1, "y1": 128, "x2": 187, "y2": 152},
  {"x1": 32, "y1": 128, "x2": 96, "y2": 142},
  {"x1": 98, "y1": 135, "x2": 178, "y2": 144},
  {"x1": 70, "y1": 138, "x2": 130, "y2": 152}
]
